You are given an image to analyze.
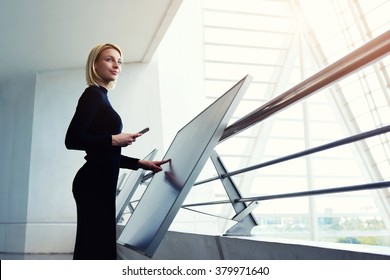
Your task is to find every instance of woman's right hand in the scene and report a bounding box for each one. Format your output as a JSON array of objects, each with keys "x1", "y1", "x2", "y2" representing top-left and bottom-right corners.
[{"x1": 112, "y1": 133, "x2": 142, "y2": 147}]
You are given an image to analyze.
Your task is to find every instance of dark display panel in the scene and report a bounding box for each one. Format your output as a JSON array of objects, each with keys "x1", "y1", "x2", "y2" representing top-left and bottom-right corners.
[{"x1": 117, "y1": 75, "x2": 252, "y2": 257}]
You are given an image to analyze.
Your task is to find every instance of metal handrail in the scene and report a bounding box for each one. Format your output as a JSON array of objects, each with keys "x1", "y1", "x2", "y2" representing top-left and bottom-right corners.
[
  {"x1": 220, "y1": 30, "x2": 390, "y2": 142},
  {"x1": 185, "y1": 32, "x2": 390, "y2": 216},
  {"x1": 194, "y1": 125, "x2": 390, "y2": 186},
  {"x1": 236, "y1": 181, "x2": 390, "y2": 203},
  {"x1": 183, "y1": 181, "x2": 390, "y2": 208}
]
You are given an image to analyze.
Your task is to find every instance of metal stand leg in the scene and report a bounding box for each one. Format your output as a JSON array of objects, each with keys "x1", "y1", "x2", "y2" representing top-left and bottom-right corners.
[{"x1": 210, "y1": 150, "x2": 258, "y2": 236}]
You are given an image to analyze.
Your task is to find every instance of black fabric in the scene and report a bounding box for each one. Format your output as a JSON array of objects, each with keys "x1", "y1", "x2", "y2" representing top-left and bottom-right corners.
[{"x1": 65, "y1": 85, "x2": 139, "y2": 259}]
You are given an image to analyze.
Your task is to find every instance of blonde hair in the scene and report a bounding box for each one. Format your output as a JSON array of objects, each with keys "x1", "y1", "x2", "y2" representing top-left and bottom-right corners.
[{"x1": 86, "y1": 43, "x2": 123, "y2": 89}]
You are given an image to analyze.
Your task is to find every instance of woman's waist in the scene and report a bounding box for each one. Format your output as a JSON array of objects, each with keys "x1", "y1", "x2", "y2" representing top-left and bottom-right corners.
[{"x1": 84, "y1": 149, "x2": 121, "y2": 164}]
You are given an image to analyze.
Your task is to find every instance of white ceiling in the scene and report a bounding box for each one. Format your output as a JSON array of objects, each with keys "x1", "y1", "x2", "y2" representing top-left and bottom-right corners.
[{"x1": 0, "y1": 0, "x2": 182, "y2": 83}]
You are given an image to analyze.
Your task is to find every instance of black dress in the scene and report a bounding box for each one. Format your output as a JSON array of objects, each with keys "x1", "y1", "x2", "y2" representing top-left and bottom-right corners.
[{"x1": 65, "y1": 85, "x2": 139, "y2": 260}]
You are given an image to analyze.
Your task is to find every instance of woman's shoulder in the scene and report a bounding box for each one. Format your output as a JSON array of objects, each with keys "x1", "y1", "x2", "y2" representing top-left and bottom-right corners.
[
  {"x1": 84, "y1": 85, "x2": 108, "y2": 95},
  {"x1": 79, "y1": 85, "x2": 107, "y2": 104},
  {"x1": 82, "y1": 85, "x2": 108, "y2": 97}
]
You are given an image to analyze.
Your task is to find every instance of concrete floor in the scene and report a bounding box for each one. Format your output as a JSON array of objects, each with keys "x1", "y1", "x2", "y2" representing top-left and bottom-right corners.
[{"x1": 0, "y1": 253, "x2": 73, "y2": 260}]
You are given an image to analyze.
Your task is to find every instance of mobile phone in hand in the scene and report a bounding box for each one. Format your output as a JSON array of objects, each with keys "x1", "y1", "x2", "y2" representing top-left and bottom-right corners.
[{"x1": 138, "y1": 127, "x2": 150, "y2": 134}]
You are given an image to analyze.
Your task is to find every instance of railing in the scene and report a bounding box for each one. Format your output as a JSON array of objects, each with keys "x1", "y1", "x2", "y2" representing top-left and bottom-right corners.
[
  {"x1": 186, "y1": 30, "x2": 390, "y2": 236},
  {"x1": 220, "y1": 30, "x2": 390, "y2": 142}
]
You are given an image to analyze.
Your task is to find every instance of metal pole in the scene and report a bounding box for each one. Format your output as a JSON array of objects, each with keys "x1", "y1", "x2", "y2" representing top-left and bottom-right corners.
[
  {"x1": 194, "y1": 125, "x2": 390, "y2": 185},
  {"x1": 220, "y1": 30, "x2": 390, "y2": 142},
  {"x1": 183, "y1": 181, "x2": 390, "y2": 208},
  {"x1": 236, "y1": 181, "x2": 390, "y2": 203}
]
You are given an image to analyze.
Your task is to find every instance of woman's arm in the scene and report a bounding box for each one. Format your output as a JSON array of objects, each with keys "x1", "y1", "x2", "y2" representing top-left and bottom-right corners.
[{"x1": 65, "y1": 88, "x2": 111, "y2": 150}]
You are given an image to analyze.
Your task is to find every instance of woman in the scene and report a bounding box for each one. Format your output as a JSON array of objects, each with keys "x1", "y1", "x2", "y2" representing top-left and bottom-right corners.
[{"x1": 65, "y1": 43, "x2": 169, "y2": 260}]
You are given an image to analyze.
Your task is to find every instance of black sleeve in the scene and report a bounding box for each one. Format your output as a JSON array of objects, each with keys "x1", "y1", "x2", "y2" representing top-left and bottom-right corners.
[
  {"x1": 120, "y1": 155, "x2": 140, "y2": 170},
  {"x1": 65, "y1": 88, "x2": 112, "y2": 150}
]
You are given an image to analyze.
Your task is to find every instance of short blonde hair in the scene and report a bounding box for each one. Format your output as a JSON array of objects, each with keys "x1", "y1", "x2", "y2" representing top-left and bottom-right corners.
[{"x1": 86, "y1": 43, "x2": 122, "y2": 89}]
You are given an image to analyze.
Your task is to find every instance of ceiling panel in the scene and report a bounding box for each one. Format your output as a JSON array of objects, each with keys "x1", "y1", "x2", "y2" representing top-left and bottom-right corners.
[{"x1": 0, "y1": 0, "x2": 182, "y2": 82}]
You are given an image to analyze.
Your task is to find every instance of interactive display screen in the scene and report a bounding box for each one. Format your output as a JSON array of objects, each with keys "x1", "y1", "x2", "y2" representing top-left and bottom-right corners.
[{"x1": 117, "y1": 75, "x2": 252, "y2": 257}]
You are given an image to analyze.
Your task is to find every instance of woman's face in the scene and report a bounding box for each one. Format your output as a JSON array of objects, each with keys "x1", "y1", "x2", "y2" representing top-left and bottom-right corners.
[{"x1": 94, "y1": 48, "x2": 122, "y2": 87}]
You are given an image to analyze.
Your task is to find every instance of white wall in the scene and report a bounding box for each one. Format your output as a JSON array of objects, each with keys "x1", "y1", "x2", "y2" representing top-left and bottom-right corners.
[
  {"x1": 0, "y1": 75, "x2": 35, "y2": 252},
  {"x1": 0, "y1": 0, "x2": 205, "y2": 254},
  {"x1": 157, "y1": 0, "x2": 225, "y2": 235},
  {"x1": 26, "y1": 69, "x2": 84, "y2": 252},
  {"x1": 157, "y1": 0, "x2": 205, "y2": 150}
]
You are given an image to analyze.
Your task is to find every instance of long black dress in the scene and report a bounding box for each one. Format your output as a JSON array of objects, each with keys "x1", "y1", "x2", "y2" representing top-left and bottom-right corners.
[{"x1": 65, "y1": 85, "x2": 139, "y2": 260}]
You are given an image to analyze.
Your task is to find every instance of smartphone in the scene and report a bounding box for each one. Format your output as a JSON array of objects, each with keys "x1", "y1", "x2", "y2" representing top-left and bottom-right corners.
[{"x1": 138, "y1": 127, "x2": 150, "y2": 134}]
